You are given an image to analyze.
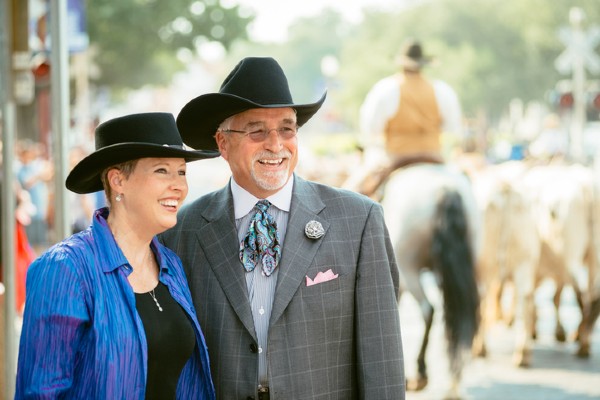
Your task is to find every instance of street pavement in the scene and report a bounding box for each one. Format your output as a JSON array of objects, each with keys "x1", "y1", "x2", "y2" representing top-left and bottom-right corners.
[{"x1": 400, "y1": 275, "x2": 600, "y2": 400}]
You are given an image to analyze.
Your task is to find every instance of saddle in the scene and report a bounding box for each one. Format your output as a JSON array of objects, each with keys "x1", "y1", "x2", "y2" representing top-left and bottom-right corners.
[{"x1": 358, "y1": 153, "x2": 444, "y2": 200}]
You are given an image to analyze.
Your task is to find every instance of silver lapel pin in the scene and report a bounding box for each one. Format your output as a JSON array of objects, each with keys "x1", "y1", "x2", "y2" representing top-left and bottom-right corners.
[{"x1": 305, "y1": 220, "x2": 325, "y2": 240}]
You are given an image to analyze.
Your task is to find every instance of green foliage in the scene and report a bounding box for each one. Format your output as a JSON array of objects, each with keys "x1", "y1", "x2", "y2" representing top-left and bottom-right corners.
[
  {"x1": 336, "y1": 0, "x2": 600, "y2": 126},
  {"x1": 228, "y1": 8, "x2": 353, "y2": 106},
  {"x1": 306, "y1": 133, "x2": 359, "y2": 156},
  {"x1": 90, "y1": 0, "x2": 600, "y2": 132},
  {"x1": 86, "y1": 0, "x2": 253, "y2": 90}
]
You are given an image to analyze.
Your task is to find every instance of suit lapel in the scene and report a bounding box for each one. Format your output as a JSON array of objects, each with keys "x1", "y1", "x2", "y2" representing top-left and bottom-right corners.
[
  {"x1": 198, "y1": 185, "x2": 257, "y2": 340},
  {"x1": 270, "y1": 176, "x2": 329, "y2": 325}
]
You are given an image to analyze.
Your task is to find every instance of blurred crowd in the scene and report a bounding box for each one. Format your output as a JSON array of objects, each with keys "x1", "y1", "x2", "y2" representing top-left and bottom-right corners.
[{"x1": 1, "y1": 139, "x2": 104, "y2": 314}]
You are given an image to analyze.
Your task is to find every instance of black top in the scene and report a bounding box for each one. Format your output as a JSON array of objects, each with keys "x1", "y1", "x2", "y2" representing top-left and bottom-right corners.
[{"x1": 135, "y1": 281, "x2": 196, "y2": 400}]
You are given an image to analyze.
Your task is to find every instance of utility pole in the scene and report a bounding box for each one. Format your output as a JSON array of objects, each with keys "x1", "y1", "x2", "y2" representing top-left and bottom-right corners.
[
  {"x1": 2, "y1": 0, "x2": 31, "y2": 397},
  {"x1": 569, "y1": 8, "x2": 588, "y2": 163},
  {"x1": 555, "y1": 7, "x2": 600, "y2": 163},
  {"x1": 50, "y1": 0, "x2": 71, "y2": 243}
]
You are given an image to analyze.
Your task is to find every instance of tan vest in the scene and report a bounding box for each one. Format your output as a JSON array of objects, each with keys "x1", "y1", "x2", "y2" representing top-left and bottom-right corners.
[{"x1": 384, "y1": 73, "x2": 442, "y2": 156}]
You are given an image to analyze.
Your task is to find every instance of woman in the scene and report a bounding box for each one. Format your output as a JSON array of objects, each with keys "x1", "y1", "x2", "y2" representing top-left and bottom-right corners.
[{"x1": 15, "y1": 113, "x2": 220, "y2": 399}]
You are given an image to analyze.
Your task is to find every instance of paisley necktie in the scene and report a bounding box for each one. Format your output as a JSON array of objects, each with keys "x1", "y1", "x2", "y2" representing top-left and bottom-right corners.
[{"x1": 239, "y1": 200, "x2": 281, "y2": 276}]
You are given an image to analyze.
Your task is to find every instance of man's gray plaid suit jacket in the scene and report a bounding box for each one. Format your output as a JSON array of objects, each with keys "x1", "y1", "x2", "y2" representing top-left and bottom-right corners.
[{"x1": 160, "y1": 175, "x2": 405, "y2": 399}]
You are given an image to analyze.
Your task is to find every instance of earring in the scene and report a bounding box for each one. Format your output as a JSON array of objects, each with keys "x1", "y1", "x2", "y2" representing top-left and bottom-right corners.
[{"x1": 115, "y1": 193, "x2": 123, "y2": 202}]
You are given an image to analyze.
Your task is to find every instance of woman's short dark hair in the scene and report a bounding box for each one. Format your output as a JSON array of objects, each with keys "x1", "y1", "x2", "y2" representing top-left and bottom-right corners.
[{"x1": 100, "y1": 160, "x2": 138, "y2": 206}]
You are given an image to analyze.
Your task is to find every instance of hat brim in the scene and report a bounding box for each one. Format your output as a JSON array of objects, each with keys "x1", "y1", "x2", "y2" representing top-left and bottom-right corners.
[
  {"x1": 177, "y1": 92, "x2": 327, "y2": 150},
  {"x1": 66, "y1": 143, "x2": 220, "y2": 194},
  {"x1": 396, "y1": 55, "x2": 433, "y2": 69}
]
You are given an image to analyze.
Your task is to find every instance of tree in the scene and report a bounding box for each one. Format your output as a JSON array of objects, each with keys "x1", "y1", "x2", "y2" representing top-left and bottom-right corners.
[
  {"x1": 222, "y1": 8, "x2": 354, "y2": 136},
  {"x1": 228, "y1": 8, "x2": 352, "y2": 104},
  {"x1": 86, "y1": 0, "x2": 253, "y2": 90},
  {"x1": 336, "y1": 0, "x2": 600, "y2": 125}
]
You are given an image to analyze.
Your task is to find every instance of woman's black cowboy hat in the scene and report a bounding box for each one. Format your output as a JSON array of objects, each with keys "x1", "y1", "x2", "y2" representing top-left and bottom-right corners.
[
  {"x1": 176, "y1": 57, "x2": 327, "y2": 151},
  {"x1": 66, "y1": 112, "x2": 220, "y2": 194}
]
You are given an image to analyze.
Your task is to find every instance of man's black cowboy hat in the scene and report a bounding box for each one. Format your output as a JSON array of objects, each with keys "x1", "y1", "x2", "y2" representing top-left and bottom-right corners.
[
  {"x1": 176, "y1": 57, "x2": 327, "y2": 151},
  {"x1": 66, "y1": 112, "x2": 220, "y2": 194},
  {"x1": 396, "y1": 39, "x2": 434, "y2": 70}
]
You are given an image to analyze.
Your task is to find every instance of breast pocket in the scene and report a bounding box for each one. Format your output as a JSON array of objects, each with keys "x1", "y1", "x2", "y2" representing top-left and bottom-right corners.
[{"x1": 297, "y1": 273, "x2": 353, "y2": 332}]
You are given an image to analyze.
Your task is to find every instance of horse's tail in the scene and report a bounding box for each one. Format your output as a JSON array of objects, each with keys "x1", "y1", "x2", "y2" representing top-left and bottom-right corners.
[{"x1": 431, "y1": 189, "x2": 480, "y2": 375}]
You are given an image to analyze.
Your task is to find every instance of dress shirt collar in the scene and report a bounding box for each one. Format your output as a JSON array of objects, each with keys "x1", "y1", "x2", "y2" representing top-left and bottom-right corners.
[{"x1": 231, "y1": 175, "x2": 294, "y2": 219}]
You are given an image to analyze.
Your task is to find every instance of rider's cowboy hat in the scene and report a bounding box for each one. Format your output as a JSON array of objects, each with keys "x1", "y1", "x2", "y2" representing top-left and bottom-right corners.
[
  {"x1": 176, "y1": 57, "x2": 327, "y2": 151},
  {"x1": 66, "y1": 112, "x2": 220, "y2": 194},
  {"x1": 396, "y1": 39, "x2": 434, "y2": 70}
]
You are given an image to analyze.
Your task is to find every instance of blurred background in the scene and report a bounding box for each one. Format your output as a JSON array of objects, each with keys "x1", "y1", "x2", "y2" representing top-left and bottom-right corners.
[{"x1": 1, "y1": 0, "x2": 600, "y2": 399}]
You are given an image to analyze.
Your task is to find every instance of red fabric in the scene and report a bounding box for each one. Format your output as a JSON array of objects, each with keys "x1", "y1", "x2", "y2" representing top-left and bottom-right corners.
[{"x1": 16, "y1": 221, "x2": 36, "y2": 313}]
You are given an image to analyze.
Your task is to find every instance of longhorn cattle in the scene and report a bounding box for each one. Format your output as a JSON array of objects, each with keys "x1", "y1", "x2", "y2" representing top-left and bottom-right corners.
[
  {"x1": 517, "y1": 163, "x2": 597, "y2": 357},
  {"x1": 471, "y1": 161, "x2": 540, "y2": 367}
]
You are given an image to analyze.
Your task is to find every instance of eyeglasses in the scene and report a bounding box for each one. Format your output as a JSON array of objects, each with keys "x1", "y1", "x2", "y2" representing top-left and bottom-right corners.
[{"x1": 219, "y1": 125, "x2": 298, "y2": 142}]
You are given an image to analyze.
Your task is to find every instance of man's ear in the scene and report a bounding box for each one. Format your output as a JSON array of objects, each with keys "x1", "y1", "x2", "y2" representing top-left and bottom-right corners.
[{"x1": 215, "y1": 132, "x2": 229, "y2": 161}]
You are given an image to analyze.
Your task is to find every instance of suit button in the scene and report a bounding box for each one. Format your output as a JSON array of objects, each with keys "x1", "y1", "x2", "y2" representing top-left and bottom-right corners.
[{"x1": 250, "y1": 343, "x2": 258, "y2": 353}]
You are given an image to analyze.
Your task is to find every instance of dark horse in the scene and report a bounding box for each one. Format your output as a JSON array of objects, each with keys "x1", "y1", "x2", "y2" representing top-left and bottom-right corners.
[{"x1": 381, "y1": 163, "x2": 481, "y2": 400}]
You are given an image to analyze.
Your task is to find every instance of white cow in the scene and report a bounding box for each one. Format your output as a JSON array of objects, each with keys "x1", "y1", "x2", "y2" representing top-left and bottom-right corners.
[
  {"x1": 522, "y1": 163, "x2": 598, "y2": 357},
  {"x1": 471, "y1": 161, "x2": 540, "y2": 367}
]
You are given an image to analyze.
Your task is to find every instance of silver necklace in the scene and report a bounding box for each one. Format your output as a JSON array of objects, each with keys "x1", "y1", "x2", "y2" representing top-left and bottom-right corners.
[
  {"x1": 145, "y1": 249, "x2": 162, "y2": 312},
  {"x1": 149, "y1": 288, "x2": 163, "y2": 312}
]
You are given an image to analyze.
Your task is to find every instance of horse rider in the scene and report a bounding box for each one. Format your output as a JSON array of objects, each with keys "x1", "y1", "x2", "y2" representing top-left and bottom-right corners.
[{"x1": 344, "y1": 38, "x2": 463, "y2": 198}]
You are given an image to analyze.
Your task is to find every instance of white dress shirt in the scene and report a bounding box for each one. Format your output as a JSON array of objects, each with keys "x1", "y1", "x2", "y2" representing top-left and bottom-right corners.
[{"x1": 231, "y1": 176, "x2": 293, "y2": 387}]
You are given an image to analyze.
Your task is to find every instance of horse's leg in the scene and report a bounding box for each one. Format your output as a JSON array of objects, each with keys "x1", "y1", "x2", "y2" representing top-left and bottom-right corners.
[
  {"x1": 401, "y1": 264, "x2": 433, "y2": 392},
  {"x1": 412, "y1": 299, "x2": 434, "y2": 392},
  {"x1": 444, "y1": 380, "x2": 462, "y2": 400}
]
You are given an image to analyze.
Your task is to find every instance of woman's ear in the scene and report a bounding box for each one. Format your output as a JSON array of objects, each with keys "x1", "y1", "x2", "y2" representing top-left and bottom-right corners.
[{"x1": 106, "y1": 168, "x2": 123, "y2": 193}]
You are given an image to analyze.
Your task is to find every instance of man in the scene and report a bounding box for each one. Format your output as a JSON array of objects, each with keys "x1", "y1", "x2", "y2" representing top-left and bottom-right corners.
[
  {"x1": 345, "y1": 39, "x2": 463, "y2": 197},
  {"x1": 161, "y1": 57, "x2": 405, "y2": 400}
]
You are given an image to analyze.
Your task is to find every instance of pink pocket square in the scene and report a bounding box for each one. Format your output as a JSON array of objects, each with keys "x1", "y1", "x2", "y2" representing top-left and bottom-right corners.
[{"x1": 306, "y1": 269, "x2": 339, "y2": 286}]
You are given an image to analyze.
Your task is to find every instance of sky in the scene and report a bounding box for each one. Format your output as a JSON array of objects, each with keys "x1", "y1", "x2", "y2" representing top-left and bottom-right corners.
[{"x1": 232, "y1": 0, "x2": 402, "y2": 43}]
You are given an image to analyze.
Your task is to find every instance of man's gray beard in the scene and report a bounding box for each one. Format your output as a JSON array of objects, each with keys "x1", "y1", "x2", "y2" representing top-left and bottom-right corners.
[
  {"x1": 251, "y1": 168, "x2": 290, "y2": 192},
  {"x1": 251, "y1": 150, "x2": 293, "y2": 192}
]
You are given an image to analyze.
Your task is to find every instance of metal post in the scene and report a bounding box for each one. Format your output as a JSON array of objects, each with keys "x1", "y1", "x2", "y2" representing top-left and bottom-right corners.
[
  {"x1": 50, "y1": 0, "x2": 70, "y2": 242},
  {"x1": 1, "y1": 0, "x2": 18, "y2": 396},
  {"x1": 569, "y1": 7, "x2": 587, "y2": 163},
  {"x1": 73, "y1": 51, "x2": 91, "y2": 146}
]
